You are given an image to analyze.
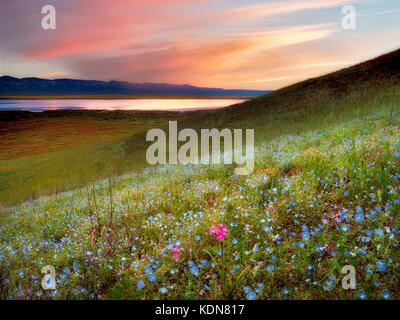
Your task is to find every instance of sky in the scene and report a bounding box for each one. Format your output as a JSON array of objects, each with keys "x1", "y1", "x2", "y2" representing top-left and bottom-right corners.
[{"x1": 0, "y1": 0, "x2": 399, "y2": 90}]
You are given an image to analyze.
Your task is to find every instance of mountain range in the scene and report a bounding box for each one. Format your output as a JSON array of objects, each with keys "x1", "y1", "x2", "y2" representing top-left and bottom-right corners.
[{"x1": 0, "y1": 76, "x2": 270, "y2": 98}]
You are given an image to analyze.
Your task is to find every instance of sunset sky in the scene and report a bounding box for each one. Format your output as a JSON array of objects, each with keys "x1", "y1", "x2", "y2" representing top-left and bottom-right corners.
[{"x1": 0, "y1": 0, "x2": 399, "y2": 90}]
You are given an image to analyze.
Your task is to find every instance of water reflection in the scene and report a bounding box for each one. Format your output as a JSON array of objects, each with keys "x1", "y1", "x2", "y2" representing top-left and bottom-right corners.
[{"x1": 0, "y1": 99, "x2": 245, "y2": 112}]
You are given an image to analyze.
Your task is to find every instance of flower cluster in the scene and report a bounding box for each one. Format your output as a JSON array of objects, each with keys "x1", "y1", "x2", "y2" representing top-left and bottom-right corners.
[
  {"x1": 172, "y1": 247, "x2": 180, "y2": 260},
  {"x1": 209, "y1": 224, "x2": 228, "y2": 242}
]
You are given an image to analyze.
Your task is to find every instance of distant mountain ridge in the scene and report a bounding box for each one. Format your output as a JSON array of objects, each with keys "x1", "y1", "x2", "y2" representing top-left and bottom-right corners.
[{"x1": 0, "y1": 76, "x2": 271, "y2": 97}]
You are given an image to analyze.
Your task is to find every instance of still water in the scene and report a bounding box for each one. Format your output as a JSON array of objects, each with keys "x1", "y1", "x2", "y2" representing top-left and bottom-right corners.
[{"x1": 0, "y1": 99, "x2": 245, "y2": 112}]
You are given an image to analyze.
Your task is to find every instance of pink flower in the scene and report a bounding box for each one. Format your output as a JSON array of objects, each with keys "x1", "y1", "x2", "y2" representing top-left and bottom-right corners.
[
  {"x1": 172, "y1": 247, "x2": 180, "y2": 260},
  {"x1": 133, "y1": 213, "x2": 137, "y2": 218},
  {"x1": 92, "y1": 228, "x2": 97, "y2": 236},
  {"x1": 209, "y1": 224, "x2": 228, "y2": 242}
]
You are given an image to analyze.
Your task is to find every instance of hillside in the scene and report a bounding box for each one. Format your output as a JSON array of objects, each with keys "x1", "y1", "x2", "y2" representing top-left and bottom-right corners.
[
  {"x1": 124, "y1": 49, "x2": 400, "y2": 153},
  {"x1": 1, "y1": 49, "x2": 400, "y2": 300},
  {"x1": 0, "y1": 76, "x2": 270, "y2": 98},
  {"x1": 228, "y1": 48, "x2": 400, "y2": 118},
  {"x1": 1, "y1": 49, "x2": 400, "y2": 208}
]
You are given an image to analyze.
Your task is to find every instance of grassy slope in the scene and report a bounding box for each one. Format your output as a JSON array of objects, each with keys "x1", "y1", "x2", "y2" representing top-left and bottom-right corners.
[
  {"x1": 0, "y1": 49, "x2": 400, "y2": 300},
  {"x1": 2, "y1": 50, "x2": 400, "y2": 208},
  {"x1": 0, "y1": 110, "x2": 190, "y2": 207}
]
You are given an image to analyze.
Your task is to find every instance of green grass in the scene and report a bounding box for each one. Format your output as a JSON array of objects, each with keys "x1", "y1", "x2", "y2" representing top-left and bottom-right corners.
[
  {"x1": 1, "y1": 84, "x2": 400, "y2": 299},
  {"x1": 1, "y1": 49, "x2": 400, "y2": 300},
  {"x1": 0, "y1": 110, "x2": 190, "y2": 207}
]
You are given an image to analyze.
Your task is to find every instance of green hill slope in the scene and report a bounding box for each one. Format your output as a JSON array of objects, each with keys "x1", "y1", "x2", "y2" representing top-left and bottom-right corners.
[
  {"x1": 1, "y1": 49, "x2": 400, "y2": 208},
  {"x1": 1, "y1": 49, "x2": 400, "y2": 300},
  {"x1": 221, "y1": 48, "x2": 400, "y2": 120}
]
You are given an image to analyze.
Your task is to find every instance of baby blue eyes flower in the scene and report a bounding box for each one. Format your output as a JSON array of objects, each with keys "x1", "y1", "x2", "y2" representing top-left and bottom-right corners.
[
  {"x1": 137, "y1": 280, "x2": 145, "y2": 289},
  {"x1": 376, "y1": 260, "x2": 387, "y2": 272},
  {"x1": 194, "y1": 235, "x2": 201, "y2": 241},
  {"x1": 355, "y1": 213, "x2": 364, "y2": 223},
  {"x1": 341, "y1": 225, "x2": 349, "y2": 232},
  {"x1": 344, "y1": 191, "x2": 349, "y2": 197},
  {"x1": 302, "y1": 230, "x2": 310, "y2": 242},
  {"x1": 190, "y1": 265, "x2": 199, "y2": 276},
  {"x1": 381, "y1": 290, "x2": 391, "y2": 300},
  {"x1": 358, "y1": 290, "x2": 366, "y2": 300},
  {"x1": 246, "y1": 290, "x2": 256, "y2": 300},
  {"x1": 361, "y1": 236, "x2": 370, "y2": 243},
  {"x1": 273, "y1": 234, "x2": 281, "y2": 244},
  {"x1": 232, "y1": 238, "x2": 238, "y2": 245},
  {"x1": 374, "y1": 228, "x2": 384, "y2": 238},
  {"x1": 159, "y1": 287, "x2": 167, "y2": 294},
  {"x1": 144, "y1": 265, "x2": 153, "y2": 274},
  {"x1": 148, "y1": 274, "x2": 156, "y2": 283},
  {"x1": 394, "y1": 152, "x2": 400, "y2": 158},
  {"x1": 364, "y1": 266, "x2": 374, "y2": 274},
  {"x1": 283, "y1": 288, "x2": 290, "y2": 295},
  {"x1": 266, "y1": 265, "x2": 275, "y2": 272}
]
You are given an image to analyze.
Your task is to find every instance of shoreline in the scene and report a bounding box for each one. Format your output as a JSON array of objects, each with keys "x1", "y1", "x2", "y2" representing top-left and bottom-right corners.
[{"x1": 0, "y1": 95, "x2": 256, "y2": 100}]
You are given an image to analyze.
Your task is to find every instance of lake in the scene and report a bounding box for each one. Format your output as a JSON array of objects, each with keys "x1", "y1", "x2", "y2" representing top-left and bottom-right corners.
[{"x1": 0, "y1": 99, "x2": 245, "y2": 112}]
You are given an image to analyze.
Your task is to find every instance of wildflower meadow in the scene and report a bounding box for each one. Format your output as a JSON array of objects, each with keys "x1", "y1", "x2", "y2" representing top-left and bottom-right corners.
[{"x1": 1, "y1": 105, "x2": 400, "y2": 300}]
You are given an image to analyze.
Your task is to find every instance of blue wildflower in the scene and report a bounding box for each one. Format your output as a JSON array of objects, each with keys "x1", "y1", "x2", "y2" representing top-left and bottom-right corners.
[
  {"x1": 376, "y1": 260, "x2": 387, "y2": 272},
  {"x1": 302, "y1": 231, "x2": 310, "y2": 242},
  {"x1": 148, "y1": 274, "x2": 156, "y2": 283},
  {"x1": 266, "y1": 265, "x2": 275, "y2": 272},
  {"x1": 283, "y1": 288, "x2": 290, "y2": 295},
  {"x1": 381, "y1": 290, "x2": 391, "y2": 300},
  {"x1": 341, "y1": 225, "x2": 349, "y2": 232},
  {"x1": 358, "y1": 290, "x2": 366, "y2": 300},
  {"x1": 355, "y1": 213, "x2": 364, "y2": 223},
  {"x1": 144, "y1": 264, "x2": 153, "y2": 275},
  {"x1": 190, "y1": 265, "x2": 199, "y2": 276},
  {"x1": 374, "y1": 228, "x2": 384, "y2": 238},
  {"x1": 246, "y1": 290, "x2": 256, "y2": 300},
  {"x1": 253, "y1": 243, "x2": 259, "y2": 253},
  {"x1": 137, "y1": 280, "x2": 145, "y2": 289}
]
